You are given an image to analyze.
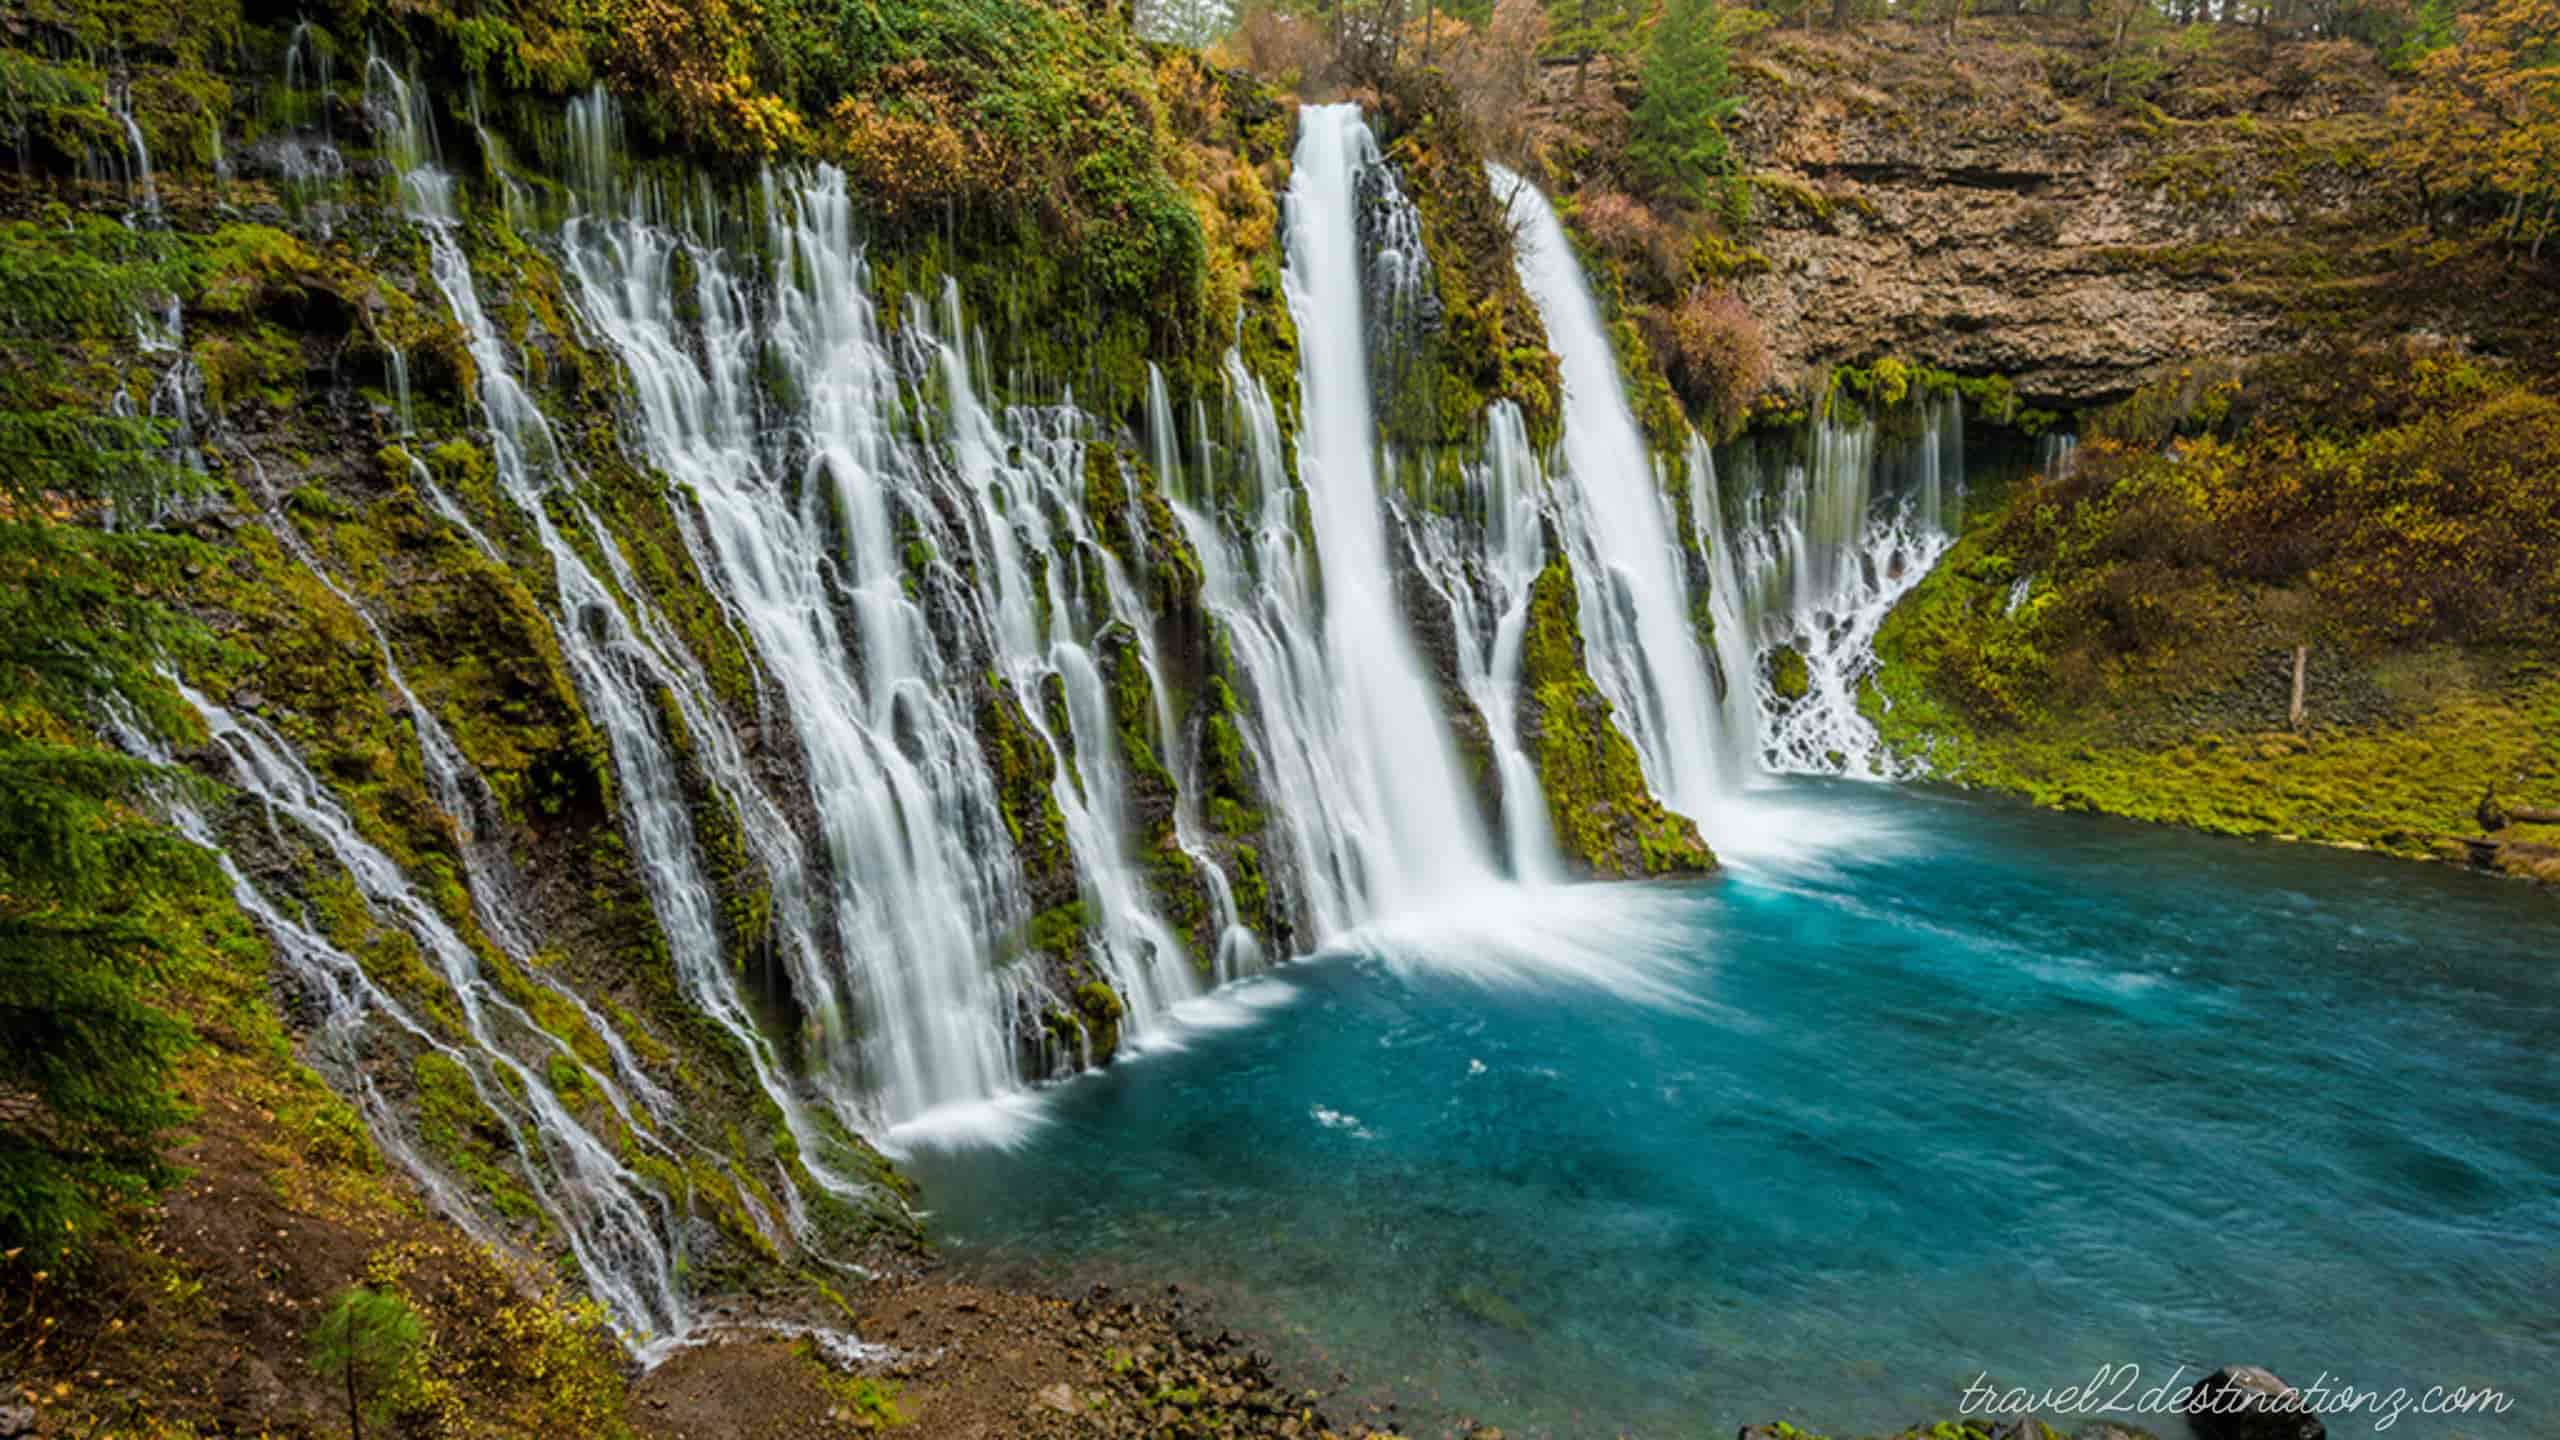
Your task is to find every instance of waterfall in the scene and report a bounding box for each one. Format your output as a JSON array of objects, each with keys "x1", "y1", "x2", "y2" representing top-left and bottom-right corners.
[
  {"x1": 164, "y1": 73, "x2": 1714, "y2": 1219},
  {"x1": 1699, "y1": 398, "x2": 1966, "y2": 779},
  {"x1": 1402, "y1": 402, "x2": 1560, "y2": 882},
  {"x1": 167, "y1": 683, "x2": 698, "y2": 1349},
  {"x1": 1165, "y1": 353, "x2": 1378, "y2": 940},
  {"x1": 1689, "y1": 437, "x2": 1773, "y2": 779},
  {"x1": 1495, "y1": 167, "x2": 1733, "y2": 820},
  {"x1": 367, "y1": 54, "x2": 873, "y2": 1270},
  {"x1": 1282, "y1": 104, "x2": 1501, "y2": 907},
  {"x1": 2040, "y1": 431, "x2": 2078, "y2": 481},
  {"x1": 561, "y1": 152, "x2": 1247, "y2": 1131},
  {"x1": 116, "y1": 710, "x2": 511, "y2": 1244},
  {"x1": 106, "y1": 77, "x2": 159, "y2": 220}
]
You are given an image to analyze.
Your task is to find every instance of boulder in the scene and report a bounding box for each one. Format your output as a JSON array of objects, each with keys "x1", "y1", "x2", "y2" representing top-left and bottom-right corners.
[{"x1": 2184, "y1": 1365, "x2": 2325, "y2": 1440}]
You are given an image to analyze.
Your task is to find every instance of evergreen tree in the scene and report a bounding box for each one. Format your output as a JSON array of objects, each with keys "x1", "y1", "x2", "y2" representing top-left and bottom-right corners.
[
  {"x1": 0, "y1": 218, "x2": 222, "y2": 1272},
  {"x1": 308, "y1": 1286, "x2": 427, "y2": 1439},
  {"x1": 1544, "y1": 0, "x2": 1644, "y2": 93},
  {"x1": 1628, "y1": 0, "x2": 1743, "y2": 207}
]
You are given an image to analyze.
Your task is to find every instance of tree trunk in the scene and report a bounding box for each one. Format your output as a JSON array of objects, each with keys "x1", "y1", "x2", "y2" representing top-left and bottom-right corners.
[
  {"x1": 2288, "y1": 644, "x2": 2308, "y2": 730},
  {"x1": 345, "y1": 1307, "x2": 364, "y2": 1440},
  {"x1": 1575, "y1": 0, "x2": 1591, "y2": 95}
]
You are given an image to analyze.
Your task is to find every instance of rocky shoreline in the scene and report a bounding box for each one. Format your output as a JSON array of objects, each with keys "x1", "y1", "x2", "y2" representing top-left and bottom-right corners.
[{"x1": 629, "y1": 1273, "x2": 1439, "y2": 1439}]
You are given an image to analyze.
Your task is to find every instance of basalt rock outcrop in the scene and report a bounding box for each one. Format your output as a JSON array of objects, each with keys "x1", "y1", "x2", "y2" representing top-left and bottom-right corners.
[{"x1": 1719, "y1": 22, "x2": 2393, "y2": 404}]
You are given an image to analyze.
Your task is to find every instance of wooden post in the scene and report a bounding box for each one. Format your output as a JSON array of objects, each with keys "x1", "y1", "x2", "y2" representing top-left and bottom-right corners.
[{"x1": 2288, "y1": 644, "x2": 2307, "y2": 729}]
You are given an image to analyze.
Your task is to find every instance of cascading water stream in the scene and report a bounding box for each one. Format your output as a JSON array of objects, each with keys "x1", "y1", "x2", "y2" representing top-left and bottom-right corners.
[
  {"x1": 118, "y1": 715, "x2": 505, "y2": 1238},
  {"x1": 1495, "y1": 167, "x2": 1732, "y2": 822},
  {"x1": 1701, "y1": 399, "x2": 1966, "y2": 779},
  {"x1": 171, "y1": 682, "x2": 697, "y2": 1348},
  {"x1": 1164, "y1": 353, "x2": 1378, "y2": 941},
  {"x1": 366, "y1": 55, "x2": 873, "y2": 1275},
  {"x1": 106, "y1": 76, "x2": 159, "y2": 221},
  {"x1": 1282, "y1": 105, "x2": 1502, "y2": 908},
  {"x1": 910, "y1": 286, "x2": 1210, "y2": 1040},
  {"x1": 1401, "y1": 403, "x2": 1559, "y2": 882},
  {"x1": 561, "y1": 161, "x2": 1196, "y2": 1132}
]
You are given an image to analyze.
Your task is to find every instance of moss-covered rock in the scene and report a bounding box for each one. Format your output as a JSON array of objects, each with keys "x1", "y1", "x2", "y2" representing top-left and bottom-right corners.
[
  {"x1": 1766, "y1": 644, "x2": 1810, "y2": 706},
  {"x1": 976, "y1": 674, "x2": 1075, "y2": 915},
  {"x1": 1516, "y1": 557, "x2": 1717, "y2": 878},
  {"x1": 1380, "y1": 108, "x2": 1561, "y2": 454},
  {"x1": 1096, "y1": 622, "x2": 1217, "y2": 972}
]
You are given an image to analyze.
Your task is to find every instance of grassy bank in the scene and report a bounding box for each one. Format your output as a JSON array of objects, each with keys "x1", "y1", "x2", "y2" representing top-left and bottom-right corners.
[{"x1": 1868, "y1": 344, "x2": 2560, "y2": 875}]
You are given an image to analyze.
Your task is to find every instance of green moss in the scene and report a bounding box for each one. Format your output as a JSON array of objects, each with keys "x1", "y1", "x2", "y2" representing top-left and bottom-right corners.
[
  {"x1": 1026, "y1": 900, "x2": 1088, "y2": 958},
  {"x1": 1382, "y1": 114, "x2": 1562, "y2": 452},
  {"x1": 1867, "y1": 346, "x2": 2560, "y2": 858},
  {"x1": 1767, "y1": 645, "x2": 1810, "y2": 704},
  {"x1": 412, "y1": 1053, "x2": 542, "y2": 1224},
  {"x1": 1517, "y1": 558, "x2": 1717, "y2": 878},
  {"x1": 976, "y1": 676, "x2": 1073, "y2": 899},
  {"x1": 1872, "y1": 563, "x2": 2560, "y2": 857},
  {"x1": 1074, "y1": 980, "x2": 1125, "y2": 1064},
  {"x1": 1082, "y1": 444, "x2": 1205, "y2": 622}
]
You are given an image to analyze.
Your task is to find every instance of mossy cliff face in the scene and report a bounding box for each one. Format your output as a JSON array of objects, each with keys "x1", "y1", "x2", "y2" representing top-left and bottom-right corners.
[
  {"x1": 1518, "y1": 557, "x2": 1717, "y2": 878},
  {"x1": 1372, "y1": 100, "x2": 1562, "y2": 456}
]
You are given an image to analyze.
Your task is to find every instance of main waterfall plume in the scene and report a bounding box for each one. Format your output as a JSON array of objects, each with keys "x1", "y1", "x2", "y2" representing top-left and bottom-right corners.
[{"x1": 1281, "y1": 106, "x2": 1507, "y2": 906}]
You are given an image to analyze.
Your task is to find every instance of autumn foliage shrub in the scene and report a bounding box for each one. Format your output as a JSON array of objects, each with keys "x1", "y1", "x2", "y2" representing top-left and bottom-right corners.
[
  {"x1": 1574, "y1": 186, "x2": 1690, "y2": 293},
  {"x1": 1998, "y1": 341, "x2": 2560, "y2": 681},
  {"x1": 1667, "y1": 285, "x2": 1769, "y2": 435}
]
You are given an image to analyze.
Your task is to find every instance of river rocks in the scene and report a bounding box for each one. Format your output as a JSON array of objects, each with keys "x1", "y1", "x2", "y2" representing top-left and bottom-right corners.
[{"x1": 2184, "y1": 1366, "x2": 2326, "y2": 1440}]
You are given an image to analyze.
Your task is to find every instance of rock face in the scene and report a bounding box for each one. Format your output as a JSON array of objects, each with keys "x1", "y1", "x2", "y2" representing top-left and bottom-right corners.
[
  {"x1": 1719, "y1": 23, "x2": 2393, "y2": 404},
  {"x1": 2185, "y1": 1365, "x2": 2327, "y2": 1440}
]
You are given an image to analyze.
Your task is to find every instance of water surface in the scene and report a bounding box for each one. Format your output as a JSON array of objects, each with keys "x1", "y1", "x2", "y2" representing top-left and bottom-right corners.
[{"x1": 908, "y1": 783, "x2": 2558, "y2": 1437}]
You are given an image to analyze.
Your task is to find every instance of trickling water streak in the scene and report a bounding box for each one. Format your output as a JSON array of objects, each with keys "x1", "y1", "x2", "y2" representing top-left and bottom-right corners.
[
  {"x1": 107, "y1": 79, "x2": 159, "y2": 220},
  {"x1": 175, "y1": 682, "x2": 694, "y2": 1348},
  {"x1": 2040, "y1": 431, "x2": 2078, "y2": 481}
]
